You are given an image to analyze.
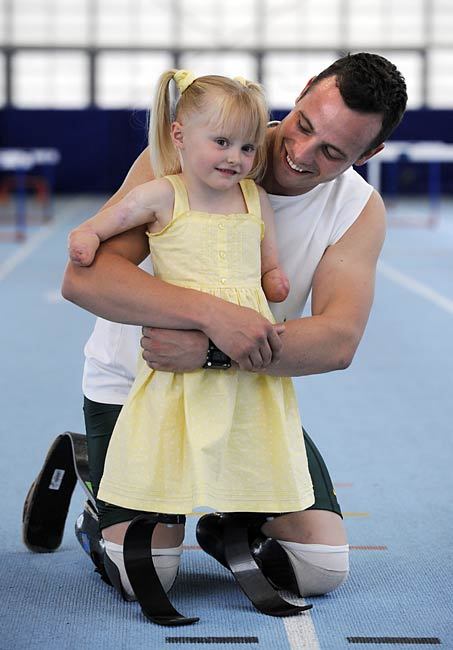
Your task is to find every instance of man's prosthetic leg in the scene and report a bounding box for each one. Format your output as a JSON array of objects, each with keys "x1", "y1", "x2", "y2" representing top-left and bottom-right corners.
[
  {"x1": 196, "y1": 512, "x2": 349, "y2": 598},
  {"x1": 22, "y1": 433, "x2": 197, "y2": 625},
  {"x1": 23, "y1": 432, "x2": 93, "y2": 553},
  {"x1": 106, "y1": 514, "x2": 199, "y2": 626},
  {"x1": 218, "y1": 513, "x2": 312, "y2": 617}
]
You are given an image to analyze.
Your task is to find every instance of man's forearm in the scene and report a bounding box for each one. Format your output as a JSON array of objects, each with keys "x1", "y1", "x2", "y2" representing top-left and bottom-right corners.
[
  {"x1": 62, "y1": 249, "x2": 284, "y2": 367},
  {"x1": 262, "y1": 316, "x2": 362, "y2": 377},
  {"x1": 62, "y1": 252, "x2": 214, "y2": 330}
]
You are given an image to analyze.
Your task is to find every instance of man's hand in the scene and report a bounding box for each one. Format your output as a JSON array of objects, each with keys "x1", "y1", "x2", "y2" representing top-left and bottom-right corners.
[
  {"x1": 204, "y1": 302, "x2": 285, "y2": 371},
  {"x1": 141, "y1": 327, "x2": 208, "y2": 372},
  {"x1": 141, "y1": 314, "x2": 285, "y2": 373}
]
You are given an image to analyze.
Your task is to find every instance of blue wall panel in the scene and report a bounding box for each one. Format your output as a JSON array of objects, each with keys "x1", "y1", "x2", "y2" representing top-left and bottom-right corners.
[{"x1": 1, "y1": 108, "x2": 452, "y2": 194}]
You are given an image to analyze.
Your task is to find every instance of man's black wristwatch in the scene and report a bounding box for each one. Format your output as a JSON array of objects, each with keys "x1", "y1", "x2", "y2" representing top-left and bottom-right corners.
[{"x1": 202, "y1": 340, "x2": 231, "y2": 369}]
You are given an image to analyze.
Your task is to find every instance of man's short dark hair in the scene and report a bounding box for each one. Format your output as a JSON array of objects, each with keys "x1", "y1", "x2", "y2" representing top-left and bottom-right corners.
[{"x1": 310, "y1": 52, "x2": 408, "y2": 152}]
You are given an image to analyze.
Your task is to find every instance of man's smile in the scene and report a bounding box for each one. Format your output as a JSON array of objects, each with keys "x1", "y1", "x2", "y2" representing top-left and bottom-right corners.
[{"x1": 285, "y1": 153, "x2": 313, "y2": 175}]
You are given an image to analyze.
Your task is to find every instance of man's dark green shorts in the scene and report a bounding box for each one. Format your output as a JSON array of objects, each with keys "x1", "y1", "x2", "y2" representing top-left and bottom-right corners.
[{"x1": 83, "y1": 395, "x2": 342, "y2": 529}]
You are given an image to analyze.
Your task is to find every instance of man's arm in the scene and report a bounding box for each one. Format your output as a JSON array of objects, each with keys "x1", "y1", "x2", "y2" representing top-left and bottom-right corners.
[
  {"x1": 263, "y1": 190, "x2": 386, "y2": 376},
  {"x1": 62, "y1": 148, "x2": 284, "y2": 368},
  {"x1": 141, "y1": 191, "x2": 385, "y2": 375}
]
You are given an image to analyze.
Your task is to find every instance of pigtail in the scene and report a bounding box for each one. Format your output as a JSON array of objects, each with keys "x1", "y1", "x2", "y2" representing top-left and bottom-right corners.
[
  {"x1": 149, "y1": 69, "x2": 181, "y2": 178},
  {"x1": 234, "y1": 78, "x2": 269, "y2": 182}
]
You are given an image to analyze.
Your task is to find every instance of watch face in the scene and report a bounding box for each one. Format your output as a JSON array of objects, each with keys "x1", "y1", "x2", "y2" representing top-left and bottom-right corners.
[{"x1": 203, "y1": 342, "x2": 231, "y2": 369}]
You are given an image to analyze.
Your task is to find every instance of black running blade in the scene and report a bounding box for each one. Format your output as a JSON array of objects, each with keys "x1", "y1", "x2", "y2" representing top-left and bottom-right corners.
[
  {"x1": 223, "y1": 516, "x2": 312, "y2": 617},
  {"x1": 23, "y1": 434, "x2": 78, "y2": 552},
  {"x1": 123, "y1": 515, "x2": 199, "y2": 626}
]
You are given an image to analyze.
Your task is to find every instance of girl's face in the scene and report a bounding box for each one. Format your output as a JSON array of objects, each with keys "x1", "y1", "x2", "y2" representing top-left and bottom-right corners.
[{"x1": 171, "y1": 109, "x2": 258, "y2": 191}]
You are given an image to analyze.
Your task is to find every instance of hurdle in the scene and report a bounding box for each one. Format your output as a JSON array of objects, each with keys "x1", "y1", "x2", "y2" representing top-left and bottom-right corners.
[
  {"x1": 366, "y1": 141, "x2": 453, "y2": 228},
  {"x1": 0, "y1": 148, "x2": 60, "y2": 241}
]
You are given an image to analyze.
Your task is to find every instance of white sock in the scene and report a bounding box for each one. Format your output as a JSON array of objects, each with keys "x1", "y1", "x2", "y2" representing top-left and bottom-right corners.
[
  {"x1": 277, "y1": 540, "x2": 350, "y2": 596},
  {"x1": 104, "y1": 540, "x2": 183, "y2": 601}
]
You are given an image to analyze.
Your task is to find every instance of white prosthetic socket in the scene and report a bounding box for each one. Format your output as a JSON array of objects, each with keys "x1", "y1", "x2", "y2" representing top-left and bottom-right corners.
[
  {"x1": 104, "y1": 540, "x2": 183, "y2": 601},
  {"x1": 277, "y1": 540, "x2": 349, "y2": 597}
]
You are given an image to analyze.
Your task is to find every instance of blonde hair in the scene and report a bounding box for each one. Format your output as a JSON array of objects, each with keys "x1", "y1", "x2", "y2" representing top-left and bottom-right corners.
[{"x1": 149, "y1": 70, "x2": 269, "y2": 181}]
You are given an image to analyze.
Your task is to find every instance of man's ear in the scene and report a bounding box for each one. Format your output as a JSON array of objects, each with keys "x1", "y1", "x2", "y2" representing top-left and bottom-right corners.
[
  {"x1": 171, "y1": 121, "x2": 184, "y2": 149},
  {"x1": 355, "y1": 143, "x2": 385, "y2": 166},
  {"x1": 295, "y1": 77, "x2": 316, "y2": 104}
]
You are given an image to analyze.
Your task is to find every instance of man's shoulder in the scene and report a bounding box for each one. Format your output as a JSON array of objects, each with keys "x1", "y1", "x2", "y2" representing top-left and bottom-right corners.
[{"x1": 323, "y1": 168, "x2": 373, "y2": 207}]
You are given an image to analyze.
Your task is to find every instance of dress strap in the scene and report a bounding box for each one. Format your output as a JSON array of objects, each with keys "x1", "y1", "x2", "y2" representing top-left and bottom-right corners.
[
  {"x1": 239, "y1": 179, "x2": 262, "y2": 218},
  {"x1": 164, "y1": 175, "x2": 190, "y2": 218}
]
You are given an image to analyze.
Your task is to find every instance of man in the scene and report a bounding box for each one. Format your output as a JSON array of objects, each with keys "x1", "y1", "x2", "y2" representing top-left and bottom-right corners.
[{"x1": 27, "y1": 53, "x2": 407, "y2": 607}]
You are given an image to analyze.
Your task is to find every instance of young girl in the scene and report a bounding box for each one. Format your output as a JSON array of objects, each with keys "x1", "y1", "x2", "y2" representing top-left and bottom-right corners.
[{"x1": 68, "y1": 69, "x2": 314, "y2": 599}]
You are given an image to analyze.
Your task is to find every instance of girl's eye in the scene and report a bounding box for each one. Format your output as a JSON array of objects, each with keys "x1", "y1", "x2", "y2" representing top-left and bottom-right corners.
[
  {"x1": 215, "y1": 138, "x2": 228, "y2": 147},
  {"x1": 298, "y1": 123, "x2": 310, "y2": 134},
  {"x1": 242, "y1": 144, "x2": 255, "y2": 153}
]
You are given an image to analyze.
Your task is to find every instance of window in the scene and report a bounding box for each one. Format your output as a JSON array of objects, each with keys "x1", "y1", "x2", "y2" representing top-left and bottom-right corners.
[
  {"x1": 427, "y1": 50, "x2": 453, "y2": 108},
  {"x1": 263, "y1": 0, "x2": 341, "y2": 47},
  {"x1": 347, "y1": 0, "x2": 424, "y2": 47},
  {"x1": 96, "y1": 52, "x2": 174, "y2": 108},
  {"x1": 180, "y1": 52, "x2": 257, "y2": 81},
  {"x1": 11, "y1": 0, "x2": 90, "y2": 45},
  {"x1": 263, "y1": 52, "x2": 336, "y2": 110},
  {"x1": 431, "y1": 0, "x2": 453, "y2": 45},
  {"x1": 12, "y1": 52, "x2": 89, "y2": 108},
  {"x1": 95, "y1": 0, "x2": 173, "y2": 46},
  {"x1": 180, "y1": 0, "x2": 257, "y2": 47},
  {"x1": 1, "y1": 0, "x2": 453, "y2": 109}
]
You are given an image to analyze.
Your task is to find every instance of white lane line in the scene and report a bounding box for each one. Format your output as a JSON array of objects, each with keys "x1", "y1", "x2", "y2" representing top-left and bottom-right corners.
[
  {"x1": 0, "y1": 225, "x2": 59, "y2": 282},
  {"x1": 0, "y1": 203, "x2": 86, "y2": 283},
  {"x1": 44, "y1": 289, "x2": 64, "y2": 304},
  {"x1": 378, "y1": 260, "x2": 453, "y2": 315},
  {"x1": 282, "y1": 594, "x2": 320, "y2": 649}
]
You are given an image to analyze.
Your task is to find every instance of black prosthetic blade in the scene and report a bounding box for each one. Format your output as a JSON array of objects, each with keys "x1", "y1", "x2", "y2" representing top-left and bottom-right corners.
[
  {"x1": 224, "y1": 517, "x2": 312, "y2": 617},
  {"x1": 23, "y1": 434, "x2": 78, "y2": 552},
  {"x1": 64, "y1": 431, "x2": 96, "y2": 507},
  {"x1": 123, "y1": 514, "x2": 199, "y2": 626}
]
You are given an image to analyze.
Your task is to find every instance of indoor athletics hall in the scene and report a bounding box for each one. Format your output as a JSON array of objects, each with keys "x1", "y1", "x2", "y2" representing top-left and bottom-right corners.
[{"x1": 1, "y1": 1, "x2": 452, "y2": 648}]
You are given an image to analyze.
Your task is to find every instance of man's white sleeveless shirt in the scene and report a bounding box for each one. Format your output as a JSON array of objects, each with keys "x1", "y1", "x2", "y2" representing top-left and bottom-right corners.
[{"x1": 83, "y1": 167, "x2": 373, "y2": 404}]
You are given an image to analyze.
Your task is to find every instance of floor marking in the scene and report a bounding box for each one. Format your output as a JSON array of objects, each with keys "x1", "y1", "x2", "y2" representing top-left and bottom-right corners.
[
  {"x1": 282, "y1": 598, "x2": 320, "y2": 650},
  {"x1": 350, "y1": 545, "x2": 387, "y2": 551},
  {"x1": 378, "y1": 260, "x2": 453, "y2": 315},
  {"x1": 347, "y1": 637, "x2": 441, "y2": 645},
  {"x1": 0, "y1": 223, "x2": 59, "y2": 282},
  {"x1": 165, "y1": 637, "x2": 259, "y2": 644},
  {"x1": 0, "y1": 202, "x2": 88, "y2": 283},
  {"x1": 44, "y1": 289, "x2": 64, "y2": 303},
  {"x1": 184, "y1": 544, "x2": 385, "y2": 551},
  {"x1": 188, "y1": 510, "x2": 369, "y2": 518}
]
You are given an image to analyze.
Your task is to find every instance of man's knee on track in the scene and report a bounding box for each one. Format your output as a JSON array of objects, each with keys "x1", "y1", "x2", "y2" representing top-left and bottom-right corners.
[
  {"x1": 277, "y1": 540, "x2": 349, "y2": 596},
  {"x1": 104, "y1": 541, "x2": 183, "y2": 599}
]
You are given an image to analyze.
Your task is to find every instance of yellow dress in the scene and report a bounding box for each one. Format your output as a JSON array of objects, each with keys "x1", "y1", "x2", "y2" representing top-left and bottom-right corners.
[{"x1": 98, "y1": 175, "x2": 314, "y2": 514}]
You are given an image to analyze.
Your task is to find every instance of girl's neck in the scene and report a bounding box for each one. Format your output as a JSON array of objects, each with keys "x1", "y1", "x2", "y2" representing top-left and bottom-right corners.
[{"x1": 179, "y1": 171, "x2": 247, "y2": 214}]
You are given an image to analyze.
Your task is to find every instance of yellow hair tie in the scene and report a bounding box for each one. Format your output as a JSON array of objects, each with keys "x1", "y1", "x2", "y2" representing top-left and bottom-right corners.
[
  {"x1": 233, "y1": 76, "x2": 249, "y2": 87},
  {"x1": 173, "y1": 69, "x2": 196, "y2": 94}
]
